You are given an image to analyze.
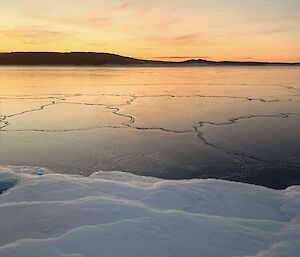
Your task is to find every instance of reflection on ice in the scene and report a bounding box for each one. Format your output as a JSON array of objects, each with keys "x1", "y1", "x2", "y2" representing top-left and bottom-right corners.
[{"x1": 0, "y1": 66, "x2": 299, "y2": 189}]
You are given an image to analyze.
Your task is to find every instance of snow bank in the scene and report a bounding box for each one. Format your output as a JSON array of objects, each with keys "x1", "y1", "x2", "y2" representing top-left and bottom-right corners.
[{"x1": 0, "y1": 166, "x2": 299, "y2": 257}]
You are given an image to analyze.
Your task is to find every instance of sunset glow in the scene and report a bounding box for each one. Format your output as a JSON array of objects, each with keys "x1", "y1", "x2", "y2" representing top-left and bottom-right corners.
[{"x1": 0, "y1": 0, "x2": 299, "y2": 62}]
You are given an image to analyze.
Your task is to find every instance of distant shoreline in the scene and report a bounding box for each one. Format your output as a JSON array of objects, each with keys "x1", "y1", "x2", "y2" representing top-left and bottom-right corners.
[
  {"x1": 0, "y1": 52, "x2": 299, "y2": 66},
  {"x1": 1, "y1": 64, "x2": 300, "y2": 68}
]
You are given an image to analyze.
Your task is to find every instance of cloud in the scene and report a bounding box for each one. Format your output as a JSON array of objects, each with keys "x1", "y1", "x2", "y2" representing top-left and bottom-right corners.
[
  {"x1": 86, "y1": 42, "x2": 109, "y2": 47},
  {"x1": 142, "y1": 32, "x2": 219, "y2": 47},
  {"x1": 52, "y1": 1, "x2": 183, "y2": 33},
  {"x1": 156, "y1": 56, "x2": 210, "y2": 59},
  {"x1": 0, "y1": 26, "x2": 67, "y2": 44},
  {"x1": 171, "y1": 34, "x2": 199, "y2": 44},
  {"x1": 258, "y1": 27, "x2": 293, "y2": 34},
  {"x1": 236, "y1": 57, "x2": 254, "y2": 60},
  {"x1": 55, "y1": 16, "x2": 112, "y2": 28}
]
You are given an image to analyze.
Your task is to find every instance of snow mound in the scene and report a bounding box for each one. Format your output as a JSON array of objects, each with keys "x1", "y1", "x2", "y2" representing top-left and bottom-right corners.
[{"x1": 0, "y1": 166, "x2": 299, "y2": 257}]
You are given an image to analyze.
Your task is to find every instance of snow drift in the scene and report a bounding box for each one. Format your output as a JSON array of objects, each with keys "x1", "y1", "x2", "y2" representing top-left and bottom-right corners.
[{"x1": 0, "y1": 166, "x2": 299, "y2": 257}]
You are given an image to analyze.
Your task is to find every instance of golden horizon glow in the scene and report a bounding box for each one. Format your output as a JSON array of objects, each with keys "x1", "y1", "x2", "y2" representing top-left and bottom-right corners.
[{"x1": 0, "y1": 0, "x2": 299, "y2": 62}]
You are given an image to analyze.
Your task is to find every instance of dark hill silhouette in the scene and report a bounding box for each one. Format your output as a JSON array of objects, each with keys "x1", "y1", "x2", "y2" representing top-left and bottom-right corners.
[
  {"x1": 0, "y1": 52, "x2": 299, "y2": 66},
  {"x1": 0, "y1": 52, "x2": 154, "y2": 66}
]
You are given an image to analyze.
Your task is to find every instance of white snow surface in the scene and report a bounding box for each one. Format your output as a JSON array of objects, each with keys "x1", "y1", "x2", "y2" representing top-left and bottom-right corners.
[{"x1": 0, "y1": 166, "x2": 300, "y2": 257}]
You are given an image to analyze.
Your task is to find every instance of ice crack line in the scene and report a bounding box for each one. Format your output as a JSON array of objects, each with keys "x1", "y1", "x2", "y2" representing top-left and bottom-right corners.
[
  {"x1": 0, "y1": 99, "x2": 66, "y2": 130},
  {"x1": 60, "y1": 95, "x2": 138, "y2": 126},
  {"x1": 2, "y1": 93, "x2": 294, "y2": 103},
  {"x1": 7, "y1": 102, "x2": 59, "y2": 119},
  {"x1": 0, "y1": 116, "x2": 9, "y2": 130},
  {"x1": 107, "y1": 95, "x2": 138, "y2": 125},
  {"x1": 2, "y1": 102, "x2": 300, "y2": 169},
  {"x1": 122, "y1": 124, "x2": 192, "y2": 134},
  {"x1": 2, "y1": 125, "x2": 126, "y2": 133},
  {"x1": 0, "y1": 96, "x2": 66, "y2": 101},
  {"x1": 0, "y1": 95, "x2": 139, "y2": 131},
  {"x1": 133, "y1": 94, "x2": 281, "y2": 103},
  {"x1": 194, "y1": 125, "x2": 270, "y2": 164},
  {"x1": 194, "y1": 112, "x2": 300, "y2": 166},
  {"x1": 197, "y1": 113, "x2": 300, "y2": 128}
]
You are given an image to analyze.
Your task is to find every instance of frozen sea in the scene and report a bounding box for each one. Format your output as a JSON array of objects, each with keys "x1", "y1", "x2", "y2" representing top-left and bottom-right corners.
[
  {"x1": 0, "y1": 66, "x2": 300, "y2": 189},
  {"x1": 1, "y1": 66, "x2": 300, "y2": 257}
]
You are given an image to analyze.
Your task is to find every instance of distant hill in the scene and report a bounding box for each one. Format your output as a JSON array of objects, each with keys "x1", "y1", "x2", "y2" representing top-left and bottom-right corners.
[
  {"x1": 182, "y1": 59, "x2": 300, "y2": 66},
  {"x1": 0, "y1": 52, "x2": 299, "y2": 66},
  {"x1": 0, "y1": 52, "x2": 155, "y2": 66}
]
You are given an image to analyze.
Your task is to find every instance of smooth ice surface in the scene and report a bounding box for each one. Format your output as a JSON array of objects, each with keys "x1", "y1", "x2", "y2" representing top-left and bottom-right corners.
[
  {"x1": 0, "y1": 66, "x2": 300, "y2": 188},
  {"x1": 0, "y1": 166, "x2": 300, "y2": 257}
]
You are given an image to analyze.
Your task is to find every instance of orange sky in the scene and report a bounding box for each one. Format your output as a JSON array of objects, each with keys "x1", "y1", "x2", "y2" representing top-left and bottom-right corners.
[{"x1": 0, "y1": 0, "x2": 299, "y2": 62}]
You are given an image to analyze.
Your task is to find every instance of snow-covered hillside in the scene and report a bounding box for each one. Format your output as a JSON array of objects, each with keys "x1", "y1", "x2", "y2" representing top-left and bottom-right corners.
[{"x1": 0, "y1": 166, "x2": 299, "y2": 257}]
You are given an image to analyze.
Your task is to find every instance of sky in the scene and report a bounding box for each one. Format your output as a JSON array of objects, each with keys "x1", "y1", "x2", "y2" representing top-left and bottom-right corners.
[{"x1": 0, "y1": 0, "x2": 299, "y2": 62}]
